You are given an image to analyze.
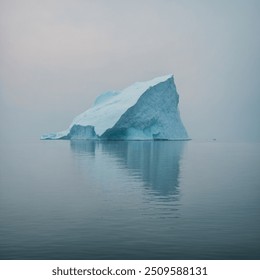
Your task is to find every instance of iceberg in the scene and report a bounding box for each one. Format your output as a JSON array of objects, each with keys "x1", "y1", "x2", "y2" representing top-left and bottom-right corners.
[{"x1": 41, "y1": 74, "x2": 189, "y2": 140}]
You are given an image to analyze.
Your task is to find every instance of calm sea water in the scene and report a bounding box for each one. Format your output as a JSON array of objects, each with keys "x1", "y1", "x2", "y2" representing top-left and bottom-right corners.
[{"x1": 0, "y1": 140, "x2": 259, "y2": 260}]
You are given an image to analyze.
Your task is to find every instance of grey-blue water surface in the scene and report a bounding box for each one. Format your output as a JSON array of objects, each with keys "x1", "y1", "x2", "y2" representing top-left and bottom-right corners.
[{"x1": 0, "y1": 140, "x2": 259, "y2": 260}]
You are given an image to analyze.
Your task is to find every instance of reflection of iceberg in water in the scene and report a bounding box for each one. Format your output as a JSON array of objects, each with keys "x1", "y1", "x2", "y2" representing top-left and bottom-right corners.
[
  {"x1": 70, "y1": 140, "x2": 185, "y2": 199},
  {"x1": 70, "y1": 140, "x2": 96, "y2": 157}
]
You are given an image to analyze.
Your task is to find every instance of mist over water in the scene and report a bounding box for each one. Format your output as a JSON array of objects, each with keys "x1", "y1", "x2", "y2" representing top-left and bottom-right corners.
[
  {"x1": 1, "y1": 0, "x2": 260, "y2": 262},
  {"x1": 1, "y1": 0, "x2": 260, "y2": 142},
  {"x1": 0, "y1": 140, "x2": 259, "y2": 260}
]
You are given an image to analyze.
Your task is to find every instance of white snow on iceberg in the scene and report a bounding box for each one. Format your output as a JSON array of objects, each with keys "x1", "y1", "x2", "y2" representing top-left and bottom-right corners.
[{"x1": 41, "y1": 74, "x2": 189, "y2": 140}]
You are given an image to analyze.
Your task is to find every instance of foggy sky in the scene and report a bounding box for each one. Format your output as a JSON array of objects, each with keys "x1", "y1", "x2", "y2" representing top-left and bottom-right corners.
[{"x1": 1, "y1": 0, "x2": 260, "y2": 141}]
